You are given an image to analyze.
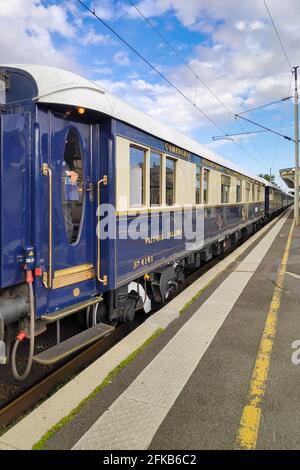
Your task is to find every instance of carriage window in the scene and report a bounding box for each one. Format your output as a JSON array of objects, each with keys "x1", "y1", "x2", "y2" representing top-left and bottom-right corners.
[
  {"x1": 236, "y1": 178, "x2": 242, "y2": 203},
  {"x1": 0, "y1": 75, "x2": 5, "y2": 105},
  {"x1": 252, "y1": 183, "x2": 255, "y2": 201},
  {"x1": 245, "y1": 182, "x2": 250, "y2": 202},
  {"x1": 195, "y1": 165, "x2": 201, "y2": 204},
  {"x1": 130, "y1": 146, "x2": 145, "y2": 207},
  {"x1": 61, "y1": 128, "x2": 84, "y2": 244},
  {"x1": 257, "y1": 185, "x2": 261, "y2": 201},
  {"x1": 166, "y1": 157, "x2": 176, "y2": 206},
  {"x1": 203, "y1": 169, "x2": 209, "y2": 204},
  {"x1": 221, "y1": 175, "x2": 231, "y2": 204},
  {"x1": 150, "y1": 152, "x2": 161, "y2": 206}
]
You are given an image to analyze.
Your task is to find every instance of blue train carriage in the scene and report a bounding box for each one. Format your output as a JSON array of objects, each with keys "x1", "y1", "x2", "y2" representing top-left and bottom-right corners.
[
  {"x1": 0, "y1": 65, "x2": 288, "y2": 377},
  {"x1": 264, "y1": 180, "x2": 293, "y2": 218}
]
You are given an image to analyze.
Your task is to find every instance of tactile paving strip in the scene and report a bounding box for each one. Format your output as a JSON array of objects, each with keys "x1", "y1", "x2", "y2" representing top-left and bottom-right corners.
[{"x1": 72, "y1": 215, "x2": 287, "y2": 450}]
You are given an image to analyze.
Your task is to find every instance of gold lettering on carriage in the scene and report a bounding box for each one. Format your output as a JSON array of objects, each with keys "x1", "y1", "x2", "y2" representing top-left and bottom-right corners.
[
  {"x1": 165, "y1": 142, "x2": 190, "y2": 159},
  {"x1": 144, "y1": 229, "x2": 182, "y2": 245},
  {"x1": 133, "y1": 255, "x2": 154, "y2": 270}
]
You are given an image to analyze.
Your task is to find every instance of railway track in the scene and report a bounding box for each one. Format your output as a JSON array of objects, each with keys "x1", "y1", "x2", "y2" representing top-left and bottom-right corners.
[
  {"x1": 0, "y1": 322, "x2": 133, "y2": 429},
  {"x1": 0, "y1": 212, "x2": 284, "y2": 432}
]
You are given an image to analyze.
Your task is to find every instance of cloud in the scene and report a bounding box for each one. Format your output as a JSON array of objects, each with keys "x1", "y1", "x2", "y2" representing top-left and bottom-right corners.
[
  {"x1": 94, "y1": 0, "x2": 115, "y2": 20},
  {"x1": 113, "y1": 51, "x2": 131, "y2": 66},
  {"x1": 97, "y1": 75, "x2": 206, "y2": 133},
  {"x1": 0, "y1": 0, "x2": 78, "y2": 69},
  {"x1": 0, "y1": 0, "x2": 298, "y2": 176},
  {"x1": 93, "y1": 66, "x2": 113, "y2": 75},
  {"x1": 82, "y1": 29, "x2": 109, "y2": 45},
  {"x1": 123, "y1": 0, "x2": 299, "y2": 126},
  {"x1": 235, "y1": 20, "x2": 266, "y2": 31}
]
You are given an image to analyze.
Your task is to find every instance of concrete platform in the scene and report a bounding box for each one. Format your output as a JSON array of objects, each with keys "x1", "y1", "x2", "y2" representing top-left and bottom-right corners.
[{"x1": 1, "y1": 209, "x2": 299, "y2": 450}]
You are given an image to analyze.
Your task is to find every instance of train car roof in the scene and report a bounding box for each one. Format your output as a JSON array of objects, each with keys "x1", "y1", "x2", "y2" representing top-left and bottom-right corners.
[
  {"x1": 0, "y1": 64, "x2": 269, "y2": 183},
  {"x1": 261, "y1": 178, "x2": 292, "y2": 196}
]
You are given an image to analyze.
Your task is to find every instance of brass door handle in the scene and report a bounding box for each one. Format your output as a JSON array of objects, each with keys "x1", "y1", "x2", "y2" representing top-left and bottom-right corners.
[
  {"x1": 97, "y1": 175, "x2": 108, "y2": 286},
  {"x1": 86, "y1": 182, "x2": 94, "y2": 202}
]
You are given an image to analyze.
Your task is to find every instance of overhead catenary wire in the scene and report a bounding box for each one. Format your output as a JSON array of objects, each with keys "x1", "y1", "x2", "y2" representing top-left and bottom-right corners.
[
  {"x1": 126, "y1": 0, "x2": 274, "y2": 167},
  {"x1": 213, "y1": 130, "x2": 268, "y2": 140},
  {"x1": 239, "y1": 96, "x2": 292, "y2": 115},
  {"x1": 260, "y1": 0, "x2": 295, "y2": 173},
  {"x1": 127, "y1": 0, "x2": 232, "y2": 114},
  {"x1": 271, "y1": 75, "x2": 293, "y2": 169},
  {"x1": 76, "y1": 0, "x2": 270, "y2": 171},
  {"x1": 262, "y1": 0, "x2": 292, "y2": 71},
  {"x1": 76, "y1": 0, "x2": 224, "y2": 133},
  {"x1": 235, "y1": 114, "x2": 294, "y2": 142}
]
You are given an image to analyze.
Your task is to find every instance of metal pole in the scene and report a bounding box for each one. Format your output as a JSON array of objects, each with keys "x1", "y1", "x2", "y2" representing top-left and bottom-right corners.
[
  {"x1": 56, "y1": 319, "x2": 60, "y2": 346},
  {"x1": 294, "y1": 66, "x2": 299, "y2": 225}
]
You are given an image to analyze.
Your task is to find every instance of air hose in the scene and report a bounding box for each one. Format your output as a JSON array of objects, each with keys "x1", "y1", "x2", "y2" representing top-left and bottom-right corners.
[{"x1": 11, "y1": 272, "x2": 35, "y2": 381}]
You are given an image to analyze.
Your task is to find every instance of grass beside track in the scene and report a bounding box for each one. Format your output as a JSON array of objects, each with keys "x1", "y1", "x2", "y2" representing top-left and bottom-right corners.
[
  {"x1": 32, "y1": 328, "x2": 164, "y2": 450},
  {"x1": 179, "y1": 270, "x2": 224, "y2": 315}
]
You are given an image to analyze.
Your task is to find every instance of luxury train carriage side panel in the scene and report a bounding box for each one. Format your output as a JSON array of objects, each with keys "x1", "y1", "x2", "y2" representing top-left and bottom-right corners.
[
  {"x1": 113, "y1": 124, "x2": 266, "y2": 291},
  {"x1": 264, "y1": 182, "x2": 293, "y2": 219},
  {"x1": 0, "y1": 64, "x2": 292, "y2": 374}
]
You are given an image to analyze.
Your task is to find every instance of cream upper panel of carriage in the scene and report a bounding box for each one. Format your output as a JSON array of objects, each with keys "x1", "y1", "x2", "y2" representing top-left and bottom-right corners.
[
  {"x1": 115, "y1": 136, "x2": 196, "y2": 213},
  {"x1": 115, "y1": 136, "x2": 265, "y2": 213},
  {"x1": 4, "y1": 64, "x2": 264, "y2": 186}
]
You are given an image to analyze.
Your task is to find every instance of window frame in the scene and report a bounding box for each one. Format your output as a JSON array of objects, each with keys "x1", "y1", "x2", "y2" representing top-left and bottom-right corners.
[
  {"x1": 236, "y1": 178, "x2": 242, "y2": 203},
  {"x1": 195, "y1": 164, "x2": 201, "y2": 205},
  {"x1": 129, "y1": 144, "x2": 146, "y2": 208},
  {"x1": 245, "y1": 181, "x2": 250, "y2": 202},
  {"x1": 61, "y1": 127, "x2": 85, "y2": 246},
  {"x1": 149, "y1": 151, "x2": 162, "y2": 206},
  {"x1": 257, "y1": 184, "x2": 261, "y2": 201},
  {"x1": 252, "y1": 183, "x2": 255, "y2": 202},
  {"x1": 221, "y1": 174, "x2": 231, "y2": 204},
  {"x1": 203, "y1": 168, "x2": 209, "y2": 205},
  {"x1": 165, "y1": 156, "x2": 176, "y2": 206}
]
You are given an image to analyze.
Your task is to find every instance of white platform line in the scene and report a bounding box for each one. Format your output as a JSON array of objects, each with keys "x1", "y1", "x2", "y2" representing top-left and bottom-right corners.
[{"x1": 73, "y1": 214, "x2": 288, "y2": 450}]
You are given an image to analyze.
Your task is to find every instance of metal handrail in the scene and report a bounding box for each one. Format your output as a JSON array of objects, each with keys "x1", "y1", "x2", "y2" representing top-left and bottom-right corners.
[
  {"x1": 97, "y1": 175, "x2": 108, "y2": 286},
  {"x1": 42, "y1": 163, "x2": 53, "y2": 288}
]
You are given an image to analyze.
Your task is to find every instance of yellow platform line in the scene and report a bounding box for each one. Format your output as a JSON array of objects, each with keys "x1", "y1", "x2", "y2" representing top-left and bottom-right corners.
[{"x1": 236, "y1": 218, "x2": 295, "y2": 450}]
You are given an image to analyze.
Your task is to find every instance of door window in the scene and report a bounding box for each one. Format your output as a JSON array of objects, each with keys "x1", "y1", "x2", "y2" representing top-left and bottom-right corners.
[{"x1": 61, "y1": 128, "x2": 84, "y2": 244}]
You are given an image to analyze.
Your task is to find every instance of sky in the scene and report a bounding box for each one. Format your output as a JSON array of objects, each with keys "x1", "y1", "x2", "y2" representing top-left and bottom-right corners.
[{"x1": 0, "y1": 0, "x2": 299, "y2": 189}]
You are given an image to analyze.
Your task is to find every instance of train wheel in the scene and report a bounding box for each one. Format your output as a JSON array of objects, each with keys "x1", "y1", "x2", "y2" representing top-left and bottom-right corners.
[
  {"x1": 164, "y1": 283, "x2": 177, "y2": 301},
  {"x1": 86, "y1": 301, "x2": 108, "y2": 328}
]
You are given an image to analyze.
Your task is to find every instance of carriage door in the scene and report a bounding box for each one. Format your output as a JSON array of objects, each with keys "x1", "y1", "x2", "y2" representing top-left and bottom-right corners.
[{"x1": 47, "y1": 115, "x2": 95, "y2": 301}]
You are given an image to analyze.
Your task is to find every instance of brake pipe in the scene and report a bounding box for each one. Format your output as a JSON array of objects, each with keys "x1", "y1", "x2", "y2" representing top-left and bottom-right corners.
[{"x1": 11, "y1": 271, "x2": 35, "y2": 381}]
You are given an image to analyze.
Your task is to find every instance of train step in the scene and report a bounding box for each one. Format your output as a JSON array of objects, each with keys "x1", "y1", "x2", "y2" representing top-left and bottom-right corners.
[
  {"x1": 40, "y1": 296, "x2": 103, "y2": 322},
  {"x1": 33, "y1": 323, "x2": 115, "y2": 365}
]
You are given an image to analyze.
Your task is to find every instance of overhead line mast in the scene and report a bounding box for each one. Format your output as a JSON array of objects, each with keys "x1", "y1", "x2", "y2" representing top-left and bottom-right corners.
[{"x1": 293, "y1": 66, "x2": 299, "y2": 225}]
